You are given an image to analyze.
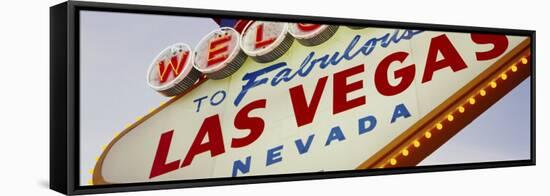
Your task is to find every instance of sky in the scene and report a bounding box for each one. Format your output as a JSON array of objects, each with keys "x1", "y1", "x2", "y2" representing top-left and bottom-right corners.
[{"x1": 79, "y1": 10, "x2": 531, "y2": 185}]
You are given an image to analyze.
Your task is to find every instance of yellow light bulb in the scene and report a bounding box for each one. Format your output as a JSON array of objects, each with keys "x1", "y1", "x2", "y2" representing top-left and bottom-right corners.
[
  {"x1": 480, "y1": 89, "x2": 486, "y2": 96},
  {"x1": 490, "y1": 81, "x2": 497, "y2": 88},
  {"x1": 447, "y1": 114, "x2": 454, "y2": 121},
  {"x1": 436, "y1": 123, "x2": 443, "y2": 130},
  {"x1": 390, "y1": 158, "x2": 397, "y2": 165},
  {"x1": 469, "y1": 97, "x2": 476, "y2": 105},
  {"x1": 425, "y1": 131, "x2": 432, "y2": 139},
  {"x1": 511, "y1": 65, "x2": 518, "y2": 72},
  {"x1": 501, "y1": 73, "x2": 508, "y2": 80},
  {"x1": 413, "y1": 140, "x2": 421, "y2": 148},
  {"x1": 458, "y1": 106, "x2": 465, "y2": 113},
  {"x1": 521, "y1": 57, "x2": 528, "y2": 64},
  {"x1": 402, "y1": 149, "x2": 409, "y2": 156}
]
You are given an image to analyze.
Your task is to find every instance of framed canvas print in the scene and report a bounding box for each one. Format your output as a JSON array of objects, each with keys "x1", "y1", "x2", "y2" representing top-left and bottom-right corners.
[{"x1": 50, "y1": 1, "x2": 536, "y2": 195}]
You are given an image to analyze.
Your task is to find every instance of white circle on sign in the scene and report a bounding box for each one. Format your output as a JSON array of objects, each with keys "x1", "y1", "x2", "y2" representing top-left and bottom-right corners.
[
  {"x1": 146, "y1": 43, "x2": 194, "y2": 91},
  {"x1": 240, "y1": 21, "x2": 289, "y2": 57},
  {"x1": 193, "y1": 27, "x2": 241, "y2": 74},
  {"x1": 289, "y1": 23, "x2": 329, "y2": 39}
]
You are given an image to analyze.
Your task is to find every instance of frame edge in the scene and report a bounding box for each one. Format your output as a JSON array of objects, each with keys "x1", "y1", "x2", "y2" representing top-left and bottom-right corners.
[{"x1": 50, "y1": 1, "x2": 69, "y2": 195}]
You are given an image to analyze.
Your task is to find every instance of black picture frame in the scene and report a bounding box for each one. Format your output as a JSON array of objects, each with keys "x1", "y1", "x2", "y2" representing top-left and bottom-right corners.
[{"x1": 50, "y1": 1, "x2": 536, "y2": 195}]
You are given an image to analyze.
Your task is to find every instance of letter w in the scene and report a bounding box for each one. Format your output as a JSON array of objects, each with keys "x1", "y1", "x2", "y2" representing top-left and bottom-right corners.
[{"x1": 157, "y1": 51, "x2": 189, "y2": 83}]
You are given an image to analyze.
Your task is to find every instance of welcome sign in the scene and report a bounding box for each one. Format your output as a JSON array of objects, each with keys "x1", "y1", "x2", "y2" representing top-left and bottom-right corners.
[
  {"x1": 50, "y1": 1, "x2": 535, "y2": 194},
  {"x1": 93, "y1": 23, "x2": 531, "y2": 183}
]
